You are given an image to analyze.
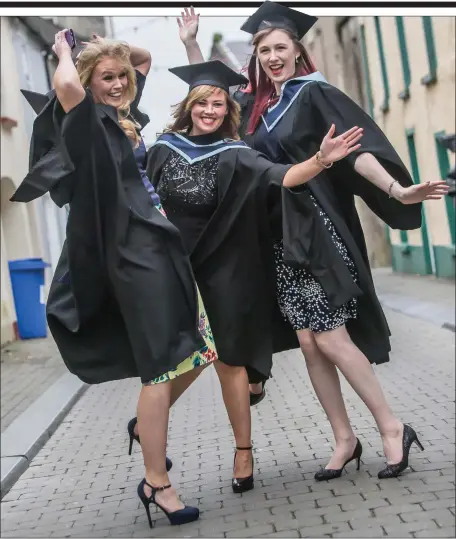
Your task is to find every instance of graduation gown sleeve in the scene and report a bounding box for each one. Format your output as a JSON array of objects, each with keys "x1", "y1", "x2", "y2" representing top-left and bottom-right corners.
[
  {"x1": 130, "y1": 69, "x2": 150, "y2": 129},
  {"x1": 291, "y1": 81, "x2": 422, "y2": 230},
  {"x1": 10, "y1": 95, "x2": 77, "y2": 207}
]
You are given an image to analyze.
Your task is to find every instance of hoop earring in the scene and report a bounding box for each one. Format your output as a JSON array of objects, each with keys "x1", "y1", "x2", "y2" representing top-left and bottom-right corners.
[{"x1": 295, "y1": 56, "x2": 300, "y2": 64}]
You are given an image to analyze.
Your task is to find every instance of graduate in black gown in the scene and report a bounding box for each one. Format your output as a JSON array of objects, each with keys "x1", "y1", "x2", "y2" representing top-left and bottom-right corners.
[
  {"x1": 180, "y1": 2, "x2": 449, "y2": 480},
  {"x1": 10, "y1": 30, "x2": 220, "y2": 527},
  {"x1": 127, "y1": 59, "x2": 363, "y2": 496}
]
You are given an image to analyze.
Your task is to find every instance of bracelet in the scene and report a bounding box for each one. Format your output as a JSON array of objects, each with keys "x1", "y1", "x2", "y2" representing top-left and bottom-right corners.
[
  {"x1": 388, "y1": 179, "x2": 399, "y2": 198},
  {"x1": 316, "y1": 151, "x2": 333, "y2": 169}
]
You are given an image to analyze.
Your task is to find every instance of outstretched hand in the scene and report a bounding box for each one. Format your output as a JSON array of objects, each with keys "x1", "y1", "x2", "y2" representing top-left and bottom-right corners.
[
  {"x1": 177, "y1": 6, "x2": 199, "y2": 43},
  {"x1": 397, "y1": 181, "x2": 450, "y2": 204},
  {"x1": 319, "y1": 124, "x2": 363, "y2": 166}
]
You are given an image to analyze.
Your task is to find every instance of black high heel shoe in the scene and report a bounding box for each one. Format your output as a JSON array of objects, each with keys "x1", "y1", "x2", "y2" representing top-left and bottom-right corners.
[
  {"x1": 232, "y1": 446, "x2": 254, "y2": 493},
  {"x1": 249, "y1": 382, "x2": 266, "y2": 407},
  {"x1": 127, "y1": 417, "x2": 173, "y2": 472},
  {"x1": 137, "y1": 478, "x2": 199, "y2": 527},
  {"x1": 378, "y1": 424, "x2": 424, "y2": 479},
  {"x1": 314, "y1": 438, "x2": 363, "y2": 482}
]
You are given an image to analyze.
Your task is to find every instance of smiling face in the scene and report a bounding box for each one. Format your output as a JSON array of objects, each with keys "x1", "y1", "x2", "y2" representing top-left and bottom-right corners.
[
  {"x1": 89, "y1": 56, "x2": 130, "y2": 108},
  {"x1": 256, "y1": 29, "x2": 300, "y2": 92},
  {"x1": 189, "y1": 88, "x2": 228, "y2": 136}
]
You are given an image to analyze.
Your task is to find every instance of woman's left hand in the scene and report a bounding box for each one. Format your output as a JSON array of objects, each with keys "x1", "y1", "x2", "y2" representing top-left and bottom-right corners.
[
  {"x1": 395, "y1": 181, "x2": 450, "y2": 204},
  {"x1": 81, "y1": 33, "x2": 105, "y2": 46},
  {"x1": 319, "y1": 124, "x2": 364, "y2": 165}
]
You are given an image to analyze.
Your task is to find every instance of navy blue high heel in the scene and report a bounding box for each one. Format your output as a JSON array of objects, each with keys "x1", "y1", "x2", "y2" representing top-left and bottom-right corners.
[
  {"x1": 137, "y1": 479, "x2": 199, "y2": 527},
  {"x1": 127, "y1": 417, "x2": 172, "y2": 472}
]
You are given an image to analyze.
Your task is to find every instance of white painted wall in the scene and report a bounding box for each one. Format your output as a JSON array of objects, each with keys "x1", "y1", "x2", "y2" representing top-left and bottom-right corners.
[{"x1": 111, "y1": 16, "x2": 249, "y2": 146}]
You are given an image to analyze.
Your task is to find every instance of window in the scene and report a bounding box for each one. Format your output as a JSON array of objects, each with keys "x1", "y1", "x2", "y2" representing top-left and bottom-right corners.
[
  {"x1": 406, "y1": 129, "x2": 433, "y2": 274},
  {"x1": 395, "y1": 17, "x2": 411, "y2": 101},
  {"x1": 374, "y1": 17, "x2": 390, "y2": 113},
  {"x1": 421, "y1": 17, "x2": 438, "y2": 86},
  {"x1": 359, "y1": 24, "x2": 374, "y2": 118}
]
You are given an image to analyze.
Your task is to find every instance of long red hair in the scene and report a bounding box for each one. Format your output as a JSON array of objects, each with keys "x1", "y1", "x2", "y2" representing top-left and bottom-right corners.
[{"x1": 244, "y1": 28, "x2": 316, "y2": 135}]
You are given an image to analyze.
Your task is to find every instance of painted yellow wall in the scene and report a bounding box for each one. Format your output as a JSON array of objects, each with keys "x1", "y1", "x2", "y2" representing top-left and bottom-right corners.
[{"x1": 363, "y1": 16, "x2": 455, "y2": 250}]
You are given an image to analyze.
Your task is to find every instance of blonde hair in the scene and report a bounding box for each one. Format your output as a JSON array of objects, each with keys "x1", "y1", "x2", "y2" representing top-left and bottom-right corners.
[
  {"x1": 164, "y1": 85, "x2": 241, "y2": 140},
  {"x1": 76, "y1": 38, "x2": 141, "y2": 148}
]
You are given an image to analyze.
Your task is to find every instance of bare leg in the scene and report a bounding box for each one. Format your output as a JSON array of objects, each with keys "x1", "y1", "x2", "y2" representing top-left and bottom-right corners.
[
  {"x1": 297, "y1": 328, "x2": 358, "y2": 469},
  {"x1": 214, "y1": 361, "x2": 252, "y2": 478},
  {"x1": 134, "y1": 362, "x2": 211, "y2": 437},
  {"x1": 137, "y1": 384, "x2": 184, "y2": 512},
  {"x1": 313, "y1": 325, "x2": 403, "y2": 464},
  {"x1": 249, "y1": 382, "x2": 263, "y2": 395}
]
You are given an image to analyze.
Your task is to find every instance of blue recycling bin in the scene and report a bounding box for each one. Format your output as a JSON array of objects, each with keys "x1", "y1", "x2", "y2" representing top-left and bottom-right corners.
[{"x1": 8, "y1": 258, "x2": 50, "y2": 339}]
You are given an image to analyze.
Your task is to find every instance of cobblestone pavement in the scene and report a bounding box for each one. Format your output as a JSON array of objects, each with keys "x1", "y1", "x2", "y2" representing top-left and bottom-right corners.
[
  {"x1": 1, "y1": 337, "x2": 66, "y2": 432},
  {"x1": 1, "y1": 308, "x2": 454, "y2": 538}
]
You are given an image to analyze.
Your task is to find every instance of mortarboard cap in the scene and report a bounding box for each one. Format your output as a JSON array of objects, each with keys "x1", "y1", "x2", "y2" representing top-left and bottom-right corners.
[
  {"x1": 169, "y1": 60, "x2": 248, "y2": 93},
  {"x1": 241, "y1": 1, "x2": 318, "y2": 40}
]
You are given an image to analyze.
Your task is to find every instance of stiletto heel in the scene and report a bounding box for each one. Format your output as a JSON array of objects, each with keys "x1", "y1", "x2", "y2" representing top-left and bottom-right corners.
[
  {"x1": 414, "y1": 437, "x2": 425, "y2": 452},
  {"x1": 127, "y1": 417, "x2": 140, "y2": 456},
  {"x1": 137, "y1": 478, "x2": 199, "y2": 527},
  {"x1": 314, "y1": 438, "x2": 363, "y2": 482},
  {"x1": 127, "y1": 417, "x2": 173, "y2": 472},
  {"x1": 378, "y1": 424, "x2": 424, "y2": 479},
  {"x1": 232, "y1": 446, "x2": 254, "y2": 493}
]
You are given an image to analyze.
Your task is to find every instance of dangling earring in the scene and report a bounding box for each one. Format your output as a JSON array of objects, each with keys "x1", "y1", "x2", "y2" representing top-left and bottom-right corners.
[{"x1": 295, "y1": 56, "x2": 300, "y2": 64}]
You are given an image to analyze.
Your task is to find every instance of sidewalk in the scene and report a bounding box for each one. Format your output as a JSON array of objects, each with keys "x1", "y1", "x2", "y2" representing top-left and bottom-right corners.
[
  {"x1": 1, "y1": 337, "x2": 87, "y2": 497},
  {"x1": 1, "y1": 337, "x2": 66, "y2": 432},
  {"x1": 371, "y1": 268, "x2": 455, "y2": 332}
]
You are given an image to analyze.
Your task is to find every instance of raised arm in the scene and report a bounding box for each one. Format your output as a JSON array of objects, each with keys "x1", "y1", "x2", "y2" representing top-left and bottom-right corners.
[
  {"x1": 85, "y1": 33, "x2": 152, "y2": 76},
  {"x1": 354, "y1": 152, "x2": 449, "y2": 204},
  {"x1": 128, "y1": 43, "x2": 152, "y2": 76},
  {"x1": 52, "y1": 29, "x2": 86, "y2": 113},
  {"x1": 283, "y1": 124, "x2": 363, "y2": 188},
  {"x1": 177, "y1": 7, "x2": 204, "y2": 64}
]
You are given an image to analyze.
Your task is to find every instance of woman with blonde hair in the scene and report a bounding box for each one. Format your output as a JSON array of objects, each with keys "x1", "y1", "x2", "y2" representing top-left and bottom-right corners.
[{"x1": 11, "y1": 30, "x2": 219, "y2": 527}]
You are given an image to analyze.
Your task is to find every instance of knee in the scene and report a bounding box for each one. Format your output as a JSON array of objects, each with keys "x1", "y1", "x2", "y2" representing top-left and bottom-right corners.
[
  {"x1": 314, "y1": 327, "x2": 351, "y2": 360},
  {"x1": 297, "y1": 331, "x2": 320, "y2": 365},
  {"x1": 214, "y1": 360, "x2": 245, "y2": 378}
]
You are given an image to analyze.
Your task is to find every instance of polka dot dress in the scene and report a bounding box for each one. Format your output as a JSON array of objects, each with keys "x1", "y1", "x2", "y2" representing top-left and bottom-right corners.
[{"x1": 274, "y1": 194, "x2": 358, "y2": 333}]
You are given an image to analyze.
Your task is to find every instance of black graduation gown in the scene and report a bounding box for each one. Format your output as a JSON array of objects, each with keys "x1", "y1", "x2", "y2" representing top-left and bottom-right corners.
[
  {"x1": 244, "y1": 73, "x2": 422, "y2": 365},
  {"x1": 146, "y1": 133, "x2": 294, "y2": 382},
  {"x1": 10, "y1": 91, "x2": 205, "y2": 384}
]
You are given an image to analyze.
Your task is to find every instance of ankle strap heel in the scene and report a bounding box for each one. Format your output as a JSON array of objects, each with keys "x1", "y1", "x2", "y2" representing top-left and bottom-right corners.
[{"x1": 232, "y1": 445, "x2": 254, "y2": 494}]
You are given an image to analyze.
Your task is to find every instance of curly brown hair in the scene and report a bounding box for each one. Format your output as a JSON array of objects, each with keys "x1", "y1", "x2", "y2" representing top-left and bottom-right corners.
[{"x1": 164, "y1": 85, "x2": 241, "y2": 140}]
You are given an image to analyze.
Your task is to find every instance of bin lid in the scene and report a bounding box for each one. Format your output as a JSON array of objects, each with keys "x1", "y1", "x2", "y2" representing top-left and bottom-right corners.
[{"x1": 8, "y1": 258, "x2": 51, "y2": 271}]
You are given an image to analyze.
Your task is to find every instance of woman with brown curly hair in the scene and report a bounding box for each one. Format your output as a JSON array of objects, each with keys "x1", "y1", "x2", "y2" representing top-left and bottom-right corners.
[{"x1": 127, "y1": 58, "x2": 363, "y2": 498}]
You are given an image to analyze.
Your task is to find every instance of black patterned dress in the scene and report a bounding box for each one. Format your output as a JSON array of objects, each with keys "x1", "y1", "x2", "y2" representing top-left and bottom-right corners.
[
  {"x1": 252, "y1": 121, "x2": 359, "y2": 334},
  {"x1": 156, "y1": 149, "x2": 219, "y2": 254}
]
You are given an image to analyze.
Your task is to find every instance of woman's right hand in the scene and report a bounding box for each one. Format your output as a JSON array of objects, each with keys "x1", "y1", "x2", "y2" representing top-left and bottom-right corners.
[
  {"x1": 319, "y1": 124, "x2": 364, "y2": 167},
  {"x1": 177, "y1": 6, "x2": 200, "y2": 44},
  {"x1": 52, "y1": 29, "x2": 73, "y2": 59}
]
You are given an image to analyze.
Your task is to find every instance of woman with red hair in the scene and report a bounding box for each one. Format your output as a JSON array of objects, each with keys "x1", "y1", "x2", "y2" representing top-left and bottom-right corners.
[{"x1": 180, "y1": 2, "x2": 448, "y2": 481}]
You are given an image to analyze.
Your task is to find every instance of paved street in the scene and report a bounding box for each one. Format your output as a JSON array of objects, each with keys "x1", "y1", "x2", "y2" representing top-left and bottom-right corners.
[
  {"x1": 1, "y1": 307, "x2": 454, "y2": 538},
  {"x1": 1, "y1": 338, "x2": 66, "y2": 432}
]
